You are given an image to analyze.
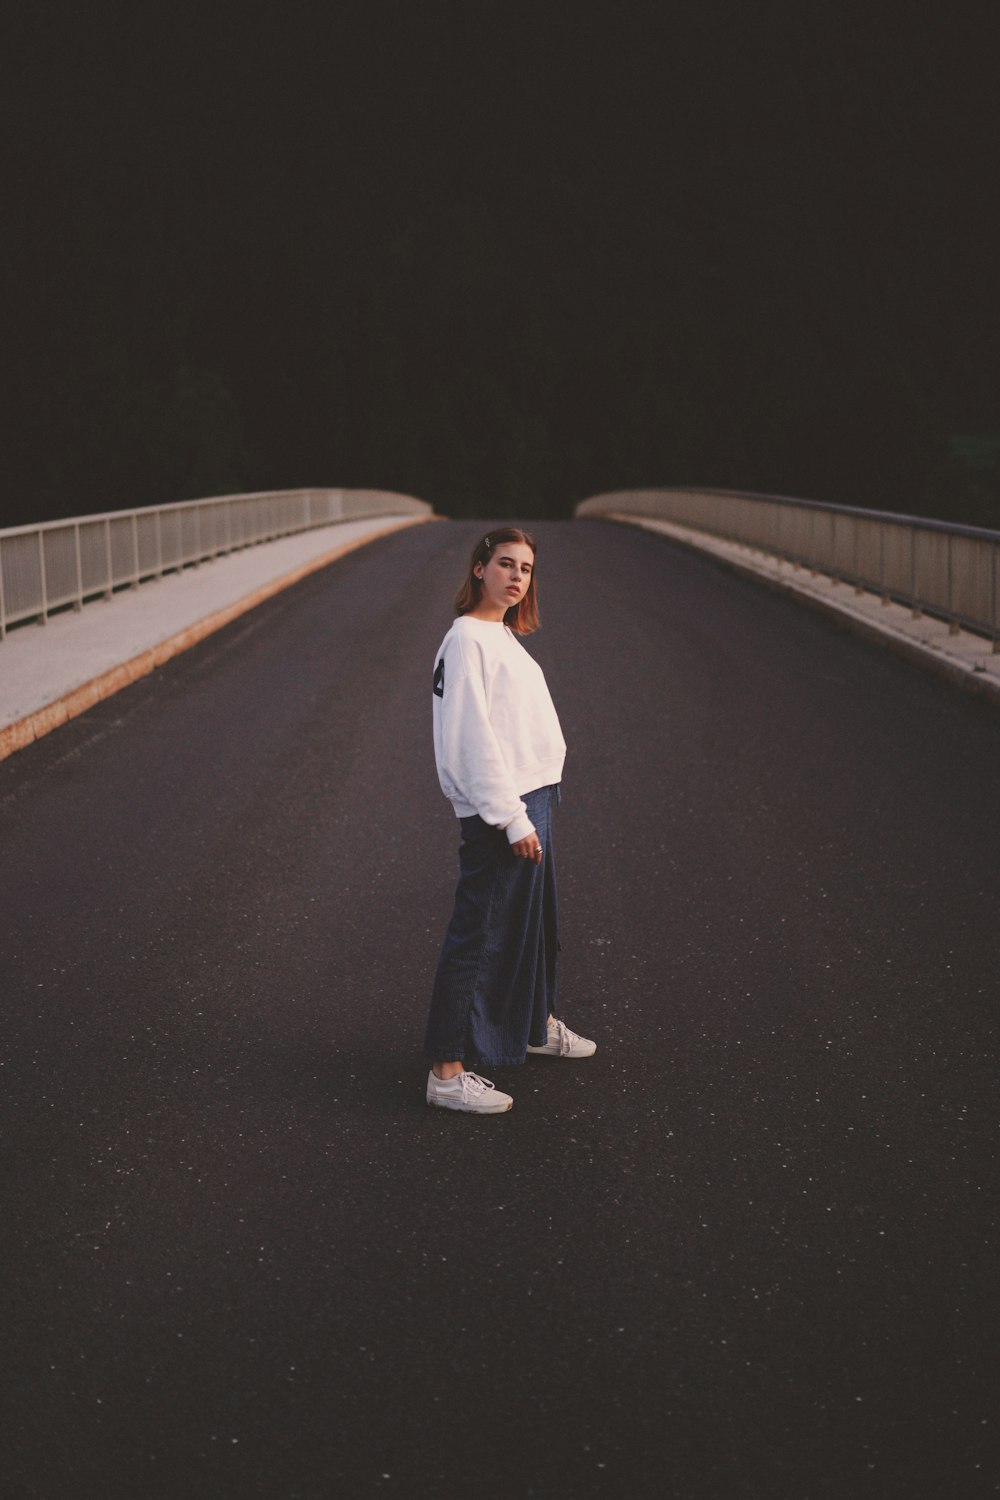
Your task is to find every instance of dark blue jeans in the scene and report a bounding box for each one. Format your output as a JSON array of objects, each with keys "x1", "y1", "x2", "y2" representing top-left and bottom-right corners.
[{"x1": 423, "y1": 785, "x2": 560, "y2": 1068}]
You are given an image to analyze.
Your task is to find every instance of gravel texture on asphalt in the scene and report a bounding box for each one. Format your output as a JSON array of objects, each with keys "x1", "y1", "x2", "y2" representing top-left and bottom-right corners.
[{"x1": 2, "y1": 519, "x2": 998, "y2": 1499}]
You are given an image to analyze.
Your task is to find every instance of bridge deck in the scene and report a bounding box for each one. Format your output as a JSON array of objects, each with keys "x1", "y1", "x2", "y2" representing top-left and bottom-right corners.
[{"x1": 2, "y1": 519, "x2": 998, "y2": 1498}]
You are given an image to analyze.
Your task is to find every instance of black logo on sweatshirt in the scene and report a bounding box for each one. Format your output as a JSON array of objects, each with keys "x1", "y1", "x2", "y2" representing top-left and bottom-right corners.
[{"x1": 432, "y1": 658, "x2": 445, "y2": 698}]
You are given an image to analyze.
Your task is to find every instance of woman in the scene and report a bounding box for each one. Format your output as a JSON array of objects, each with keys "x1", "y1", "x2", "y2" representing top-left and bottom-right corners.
[{"x1": 424, "y1": 527, "x2": 596, "y2": 1115}]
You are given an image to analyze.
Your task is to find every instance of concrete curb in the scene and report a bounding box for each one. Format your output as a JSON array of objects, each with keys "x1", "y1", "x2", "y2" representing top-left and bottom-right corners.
[
  {"x1": 593, "y1": 512, "x2": 1000, "y2": 712},
  {"x1": 0, "y1": 514, "x2": 435, "y2": 764}
]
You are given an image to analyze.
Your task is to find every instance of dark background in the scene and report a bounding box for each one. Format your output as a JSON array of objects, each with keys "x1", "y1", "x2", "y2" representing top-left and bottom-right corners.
[{"x1": 3, "y1": 0, "x2": 999, "y2": 527}]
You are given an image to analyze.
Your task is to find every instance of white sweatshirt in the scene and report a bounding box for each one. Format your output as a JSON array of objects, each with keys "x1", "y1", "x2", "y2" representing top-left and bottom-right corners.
[{"x1": 432, "y1": 614, "x2": 567, "y2": 843}]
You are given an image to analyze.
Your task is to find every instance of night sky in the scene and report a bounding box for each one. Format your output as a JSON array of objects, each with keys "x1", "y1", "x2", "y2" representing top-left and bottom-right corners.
[{"x1": 4, "y1": 0, "x2": 999, "y2": 526}]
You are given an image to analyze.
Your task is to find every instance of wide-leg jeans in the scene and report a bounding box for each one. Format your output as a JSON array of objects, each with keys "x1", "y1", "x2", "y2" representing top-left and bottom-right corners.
[{"x1": 423, "y1": 784, "x2": 560, "y2": 1068}]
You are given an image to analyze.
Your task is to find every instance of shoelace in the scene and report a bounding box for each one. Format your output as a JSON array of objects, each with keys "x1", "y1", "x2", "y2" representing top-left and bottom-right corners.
[
  {"x1": 550, "y1": 1018, "x2": 582, "y2": 1056},
  {"x1": 459, "y1": 1071, "x2": 495, "y2": 1098}
]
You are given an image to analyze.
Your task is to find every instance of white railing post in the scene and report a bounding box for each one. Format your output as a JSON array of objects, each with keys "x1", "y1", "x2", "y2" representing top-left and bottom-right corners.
[
  {"x1": 37, "y1": 530, "x2": 48, "y2": 623},
  {"x1": 829, "y1": 511, "x2": 838, "y2": 585},
  {"x1": 74, "y1": 522, "x2": 83, "y2": 610}
]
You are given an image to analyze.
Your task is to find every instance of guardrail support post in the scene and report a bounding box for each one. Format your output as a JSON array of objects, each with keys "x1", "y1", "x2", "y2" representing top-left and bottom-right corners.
[
  {"x1": 829, "y1": 512, "x2": 838, "y2": 585},
  {"x1": 37, "y1": 530, "x2": 48, "y2": 624},
  {"x1": 74, "y1": 523, "x2": 83, "y2": 610},
  {"x1": 130, "y1": 514, "x2": 139, "y2": 589},
  {"x1": 104, "y1": 517, "x2": 113, "y2": 600},
  {"x1": 910, "y1": 527, "x2": 921, "y2": 618},
  {"x1": 948, "y1": 534, "x2": 960, "y2": 634}
]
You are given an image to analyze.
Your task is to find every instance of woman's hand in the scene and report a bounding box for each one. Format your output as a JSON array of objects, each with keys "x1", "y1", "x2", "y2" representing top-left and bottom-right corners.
[{"x1": 511, "y1": 834, "x2": 543, "y2": 864}]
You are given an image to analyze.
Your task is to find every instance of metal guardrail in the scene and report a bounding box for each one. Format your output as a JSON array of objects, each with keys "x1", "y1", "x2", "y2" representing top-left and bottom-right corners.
[
  {"x1": 0, "y1": 488, "x2": 431, "y2": 639},
  {"x1": 577, "y1": 487, "x2": 1000, "y2": 649}
]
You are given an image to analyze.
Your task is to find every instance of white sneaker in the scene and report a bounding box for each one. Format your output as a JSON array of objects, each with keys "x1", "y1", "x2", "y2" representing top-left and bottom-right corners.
[
  {"x1": 426, "y1": 1069, "x2": 514, "y2": 1113},
  {"x1": 526, "y1": 1017, "x2": 597, "y2": 1058}
]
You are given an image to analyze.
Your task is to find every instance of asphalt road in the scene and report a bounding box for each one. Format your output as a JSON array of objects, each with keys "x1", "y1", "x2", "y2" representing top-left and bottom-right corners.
[{"x1": 2, "y1": 519, "x2": 999, "y2": 1500}]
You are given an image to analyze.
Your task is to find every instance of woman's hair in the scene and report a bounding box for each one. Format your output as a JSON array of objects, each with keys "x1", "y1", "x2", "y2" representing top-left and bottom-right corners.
[{"x1": 454, "y1": 527, "x2": 540, "y2": 634}]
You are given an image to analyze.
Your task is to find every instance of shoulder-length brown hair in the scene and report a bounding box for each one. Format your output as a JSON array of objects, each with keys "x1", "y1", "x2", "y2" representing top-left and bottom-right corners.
[{"x1": 454, "y1": 528, "x2": 540, "y2": 634}]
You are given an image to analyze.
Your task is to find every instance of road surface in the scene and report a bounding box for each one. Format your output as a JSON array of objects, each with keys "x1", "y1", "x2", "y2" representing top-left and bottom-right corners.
[{"x1": 2, "y1": 519, "x2": 998, "y2": 1498}]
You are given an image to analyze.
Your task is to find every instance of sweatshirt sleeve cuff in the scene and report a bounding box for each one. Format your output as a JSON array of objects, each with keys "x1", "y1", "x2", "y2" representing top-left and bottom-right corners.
[{"x1": 504, "y1": 811, "x2": 536, "y2": 844}]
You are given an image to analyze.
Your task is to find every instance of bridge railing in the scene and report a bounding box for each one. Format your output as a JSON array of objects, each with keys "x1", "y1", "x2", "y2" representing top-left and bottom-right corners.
[
  {"x1": 0, "y1": 488, "x2": 431, "y2": 639},
  {"x1": 577, "y1": 488, "x2": 1000, "y2": 649}
]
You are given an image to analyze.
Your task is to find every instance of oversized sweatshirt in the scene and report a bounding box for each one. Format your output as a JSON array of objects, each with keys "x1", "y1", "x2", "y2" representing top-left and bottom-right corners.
[{"x1": 432, "y1": 614, "x2": 566, "y2": 844}]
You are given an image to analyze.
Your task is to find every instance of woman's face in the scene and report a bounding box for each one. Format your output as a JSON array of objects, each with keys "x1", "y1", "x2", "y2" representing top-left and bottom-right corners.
[{"x1": 475, "y1": 542, "x2": 535, "y2": 616}]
